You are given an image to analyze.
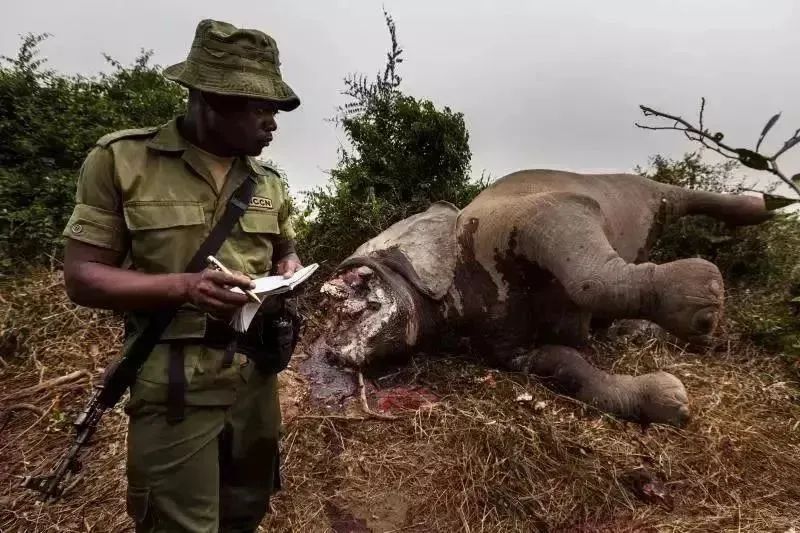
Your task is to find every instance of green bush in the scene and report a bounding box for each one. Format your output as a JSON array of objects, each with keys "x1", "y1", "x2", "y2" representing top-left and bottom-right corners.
[
  {"x1": 724, "y1": 215, "x2": 800, "y2": 357},
  {"x1": 0, "y1": 168, "x2": 75, "y2": 270},
  {"x1": 0, "y1": 34, "x2": 185, "y2": 272}
]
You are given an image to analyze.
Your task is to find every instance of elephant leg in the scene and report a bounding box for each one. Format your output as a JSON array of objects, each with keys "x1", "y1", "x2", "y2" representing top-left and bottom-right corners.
[
  {"x1": 497, "y1": 193, "x2": 724, "y2": 344},
  {"x1": 670, "y1": 185, "x2": 771, "y2": 226},
  {"x1": 509, "y1": 345, "x2": 690, "y2": 426}
]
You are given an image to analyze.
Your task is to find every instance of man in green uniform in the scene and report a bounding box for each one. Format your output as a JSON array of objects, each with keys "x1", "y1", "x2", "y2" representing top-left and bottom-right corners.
[{"x1": 62, "y1": 19, "x2": 302, "y2": 532}]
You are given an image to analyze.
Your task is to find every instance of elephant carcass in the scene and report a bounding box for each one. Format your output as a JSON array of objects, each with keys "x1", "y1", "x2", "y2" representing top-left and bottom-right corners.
[{"x1": 308, "y1": 170, "x2": 771, "y2": 426}]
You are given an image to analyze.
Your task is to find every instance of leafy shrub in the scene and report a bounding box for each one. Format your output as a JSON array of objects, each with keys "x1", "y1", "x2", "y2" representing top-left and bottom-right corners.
[
  {"x1": 0, "y1": 34, "x2": 185, "y2": 272},
  {"x1": 723, "y1": 215, "x2": 800, "y2": 357}
]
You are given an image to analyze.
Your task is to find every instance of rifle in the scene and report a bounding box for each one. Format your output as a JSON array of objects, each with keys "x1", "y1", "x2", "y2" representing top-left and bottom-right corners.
[
  {"x1": 22, "y1": 173, "x2": 259, "y2": 501},
  {"x1": 21, "y1": 375, "x2": 108, "y2": 501},
  {"x1": 22, "y1": 355, "x2": 144, "y2": 500}
]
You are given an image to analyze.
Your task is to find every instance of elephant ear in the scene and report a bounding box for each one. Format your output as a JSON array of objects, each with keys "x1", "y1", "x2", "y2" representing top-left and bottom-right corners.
[{"x1": 344, "y1": 201, "x2": 459, "y2": 300}]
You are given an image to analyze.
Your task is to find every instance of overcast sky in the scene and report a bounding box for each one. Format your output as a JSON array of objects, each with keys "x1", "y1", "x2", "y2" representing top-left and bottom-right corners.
[{"x1": 2, "y1": 0, "x2": 798, "y2": 197}]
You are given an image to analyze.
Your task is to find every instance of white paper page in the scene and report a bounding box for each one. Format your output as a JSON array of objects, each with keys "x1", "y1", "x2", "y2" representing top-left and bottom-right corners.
[
  {"x1": 234, "y1": 301, "x2": 262, "y2": 332},
  {"x1": 229, "y1": 263, "x2": 319, "y2": 332},
  {"x1": 231, "y1": 263, "x2": 319, "y2": 296}
]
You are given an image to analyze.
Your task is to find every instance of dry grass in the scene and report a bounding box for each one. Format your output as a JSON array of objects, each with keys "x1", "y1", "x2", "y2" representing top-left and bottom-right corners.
[{"x1": 1, "y1": 270, "x2": 799, "y2": 532}]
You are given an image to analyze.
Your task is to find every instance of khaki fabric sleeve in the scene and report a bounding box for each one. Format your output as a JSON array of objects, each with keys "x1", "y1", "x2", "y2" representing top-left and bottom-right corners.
[
  {"x1": 62, "y1": 146, "x2": 128, "y2": 252},
  {"x1": 277, "y1": 180, "x2": 296, "y2": 241},
  {"x1": 271, "y1": 180, "x2": 297, "y2": 260}
]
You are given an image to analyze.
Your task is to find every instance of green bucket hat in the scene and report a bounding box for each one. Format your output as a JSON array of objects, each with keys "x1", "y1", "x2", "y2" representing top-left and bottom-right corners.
[{"x1": 164, "y1": 19, "x2": 300, "y2": 111}]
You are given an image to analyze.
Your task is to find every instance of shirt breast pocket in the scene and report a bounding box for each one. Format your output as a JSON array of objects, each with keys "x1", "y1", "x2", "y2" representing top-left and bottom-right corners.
[
  {"x1": 231, "y1": 210, "x2": 279, "y2": 276},
  {"x1": 123, "y1": 201, "x2": 206, "y2": 273}
]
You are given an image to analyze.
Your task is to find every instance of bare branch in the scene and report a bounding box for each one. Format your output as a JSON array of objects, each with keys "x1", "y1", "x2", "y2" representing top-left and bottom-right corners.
[
  {"x1": 0, "y1": 403, "x2": 45, "y2": 431},
  {"x1": 634, "y1": 124, "x2": 690, "y2": 132},
  {"x1": 637, "y1": 100, "x2": 800, "y2": 197},
  {"x1": 769, "y1": 160, "x2": 792, "y2": 186},
  {"x1": 2, "y1": 403, "x2": 44, "y2": 416},
  {"x1": 0, "y1": 370, "x2": 92, "y2": 402},
  {"x1": 637, "y1": 103, "x2": 740, "y2": 155}
]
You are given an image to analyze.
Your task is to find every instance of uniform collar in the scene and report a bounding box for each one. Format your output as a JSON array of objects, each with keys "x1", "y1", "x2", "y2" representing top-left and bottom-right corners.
[
  {"x1": 246, "y1": 157, "x2": 270, "y2": 177},
  {"x1": 146, "y1": 117, "x2": 265, "y2": 196},
  {"x1": 145, "y1": 117, "x2": 188, "y2": 152}
]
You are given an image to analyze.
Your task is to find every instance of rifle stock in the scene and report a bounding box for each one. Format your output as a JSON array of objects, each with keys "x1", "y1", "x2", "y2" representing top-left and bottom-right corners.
[
  {"x1": 21, "y1": 356, "x2": 135, "y2": 500},
  {"x1": 22, "y1": 384, "x2": 106, "y2": 500}
]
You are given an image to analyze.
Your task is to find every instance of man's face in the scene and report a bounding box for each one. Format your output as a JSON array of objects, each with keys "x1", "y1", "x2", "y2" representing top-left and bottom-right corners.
[{"x1": 200, "y1": 92, "x2": 279, "y2": 156}]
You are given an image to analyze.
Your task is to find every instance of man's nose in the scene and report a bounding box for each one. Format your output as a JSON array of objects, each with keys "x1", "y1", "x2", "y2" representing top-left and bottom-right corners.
[{"x1": 262, "y1": 112, "x2": 278, "y2": 132}]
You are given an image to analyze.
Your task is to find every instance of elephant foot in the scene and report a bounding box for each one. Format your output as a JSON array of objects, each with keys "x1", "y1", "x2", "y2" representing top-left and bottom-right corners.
[
  {"x1": 510, "y1": 345, "x2": 690, "y2": 427},
  {"x1": 632, "y1": 371, "x2": 691, "y2": 427}
]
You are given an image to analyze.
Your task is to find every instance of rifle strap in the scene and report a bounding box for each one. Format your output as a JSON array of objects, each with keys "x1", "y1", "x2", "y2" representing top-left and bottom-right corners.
[
  {"x1": 99, "y1": 173, "x2": 258, "y2": 409},
  {"x1": 183, "y1": 174, "x2": 258, "y2": 273}
]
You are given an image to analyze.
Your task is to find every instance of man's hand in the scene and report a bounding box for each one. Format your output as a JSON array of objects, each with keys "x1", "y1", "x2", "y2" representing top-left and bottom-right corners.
[
  {"x1": 183, "y1": 269, "x2": 255, "y2": 319},
  {"x1": 63, "y1": 239, "x2": 256, "y2": 315},
  {"x1": 275, "y1": 253, "x2": 303, "y2": 279}
]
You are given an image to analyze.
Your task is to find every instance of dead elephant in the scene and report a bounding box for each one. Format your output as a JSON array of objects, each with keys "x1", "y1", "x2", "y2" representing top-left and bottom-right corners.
[{"x1": 308, "y1": 169, "x2": 771, "y2": 426}]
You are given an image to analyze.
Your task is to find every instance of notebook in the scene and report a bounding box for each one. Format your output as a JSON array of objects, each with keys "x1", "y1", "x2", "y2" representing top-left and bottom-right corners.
[{"x1": 229, "y1": 263, "x2": 319, "y2": 332}]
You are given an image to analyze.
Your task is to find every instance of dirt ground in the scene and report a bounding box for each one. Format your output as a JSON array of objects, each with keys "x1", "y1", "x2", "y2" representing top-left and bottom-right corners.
[{"x1": 1, "y1": 272, "x2": 799, "y2": 532}]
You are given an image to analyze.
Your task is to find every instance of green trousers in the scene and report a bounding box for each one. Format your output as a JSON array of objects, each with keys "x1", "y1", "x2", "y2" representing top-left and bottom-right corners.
[{"x1": 125, "y1": 368, "x2": 281, "y2": 533}]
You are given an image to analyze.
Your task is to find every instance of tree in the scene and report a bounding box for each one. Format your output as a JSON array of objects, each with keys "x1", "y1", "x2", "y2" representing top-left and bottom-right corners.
[
  {"x1": 0, "y1": 34, "x2": 186, "y2": 272},
  {"x1": 296, "y1": 11, "x2": 487, "y2": 265}
]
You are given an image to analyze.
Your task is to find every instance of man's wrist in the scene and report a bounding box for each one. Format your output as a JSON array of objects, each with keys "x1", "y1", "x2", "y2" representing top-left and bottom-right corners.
[{"x1": 170, "y1": 273, "x2": 195, "y2": 305}]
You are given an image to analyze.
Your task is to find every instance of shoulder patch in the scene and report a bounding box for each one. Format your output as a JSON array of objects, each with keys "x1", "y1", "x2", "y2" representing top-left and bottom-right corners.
[{"x1": 96, "y1": 126, "x2": 160, "y2": 148}]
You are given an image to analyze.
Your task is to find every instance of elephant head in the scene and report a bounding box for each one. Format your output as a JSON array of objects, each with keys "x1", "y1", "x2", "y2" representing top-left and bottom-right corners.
[{"x1": 308, "y1": 202, "x2": 459, "y2": 368}]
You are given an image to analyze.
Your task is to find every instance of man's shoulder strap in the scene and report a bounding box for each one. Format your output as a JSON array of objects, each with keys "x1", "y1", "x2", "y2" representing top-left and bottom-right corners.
[
  {"x1": 96, "y1": 126, "x2": 160, "y2": 148},
  {"x1": 184, "y1": 172, "x2": 258, "y2": 272}
]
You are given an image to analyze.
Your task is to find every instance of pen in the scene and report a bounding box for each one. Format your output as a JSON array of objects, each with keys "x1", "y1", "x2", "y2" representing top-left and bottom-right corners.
[{"x1": 206, "y1": 255, "x2": 262, "y2": 304}]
